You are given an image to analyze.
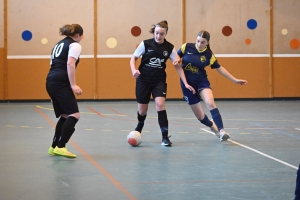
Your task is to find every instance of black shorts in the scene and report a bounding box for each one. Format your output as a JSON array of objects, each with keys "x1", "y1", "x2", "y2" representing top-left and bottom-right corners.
[
  {"x1": 136, "y1": 80, "x2": 167, "y2": 104},
  {"x1": 46, "y1": 83, "x2": 79, "y2": 118}
]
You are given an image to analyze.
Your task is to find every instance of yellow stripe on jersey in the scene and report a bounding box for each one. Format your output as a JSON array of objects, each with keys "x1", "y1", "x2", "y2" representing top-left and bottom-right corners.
[
  {"x1": 181, "y1": 43, "x2": 187, "y2": 54},
  {"x1": 210, "y1": 54, "x2": 217, "y2": 66}
]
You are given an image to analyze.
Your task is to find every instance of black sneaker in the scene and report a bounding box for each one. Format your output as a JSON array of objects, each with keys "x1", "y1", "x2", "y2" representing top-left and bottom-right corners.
[{"x1": 161, "y1": 136, "x2": 172, "y2": 146}]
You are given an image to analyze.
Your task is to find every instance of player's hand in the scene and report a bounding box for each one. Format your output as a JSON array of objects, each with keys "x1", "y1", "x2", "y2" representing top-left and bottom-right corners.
[
  {"x1": 72, "y1": 85, "x2": 83, "y2": 95},
  {"x1": 235, "y1": 79, "x2": 248, "y2": 85},
  {"x1": 173, "y1": 56, "x2": 181, "y2": 65},
  {"x1": 185, "y1": 84, "x2": 196, "y2": 94},
  {"x1": 132, "y1": 70, "x2": 140, "y2": 79}
]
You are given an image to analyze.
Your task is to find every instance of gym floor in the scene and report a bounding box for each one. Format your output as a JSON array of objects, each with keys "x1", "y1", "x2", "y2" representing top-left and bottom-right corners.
[{"x1": 0, "y1": 100, "x2": 299, "y2": 200}]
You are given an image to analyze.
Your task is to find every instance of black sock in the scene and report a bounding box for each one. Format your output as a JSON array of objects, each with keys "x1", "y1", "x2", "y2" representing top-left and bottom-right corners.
[
  {"x1": 52, "y1": 117, "x2": 66, "y2": 148},
  {"x1": 158, "y1": 110, "x2": 168, "y2": 138},
  {"x1": 57, "y1": 116, "x2": 78, "y2": 148},
  {"x1": 210, "y1": 108, "x2": 224, "y2": 131},
  {"x1": 199, "y1": 114, "x2": 213, "y2": 127},
  {"x1": 135, "y1": 112, "x2": 147, "y2": 133}
]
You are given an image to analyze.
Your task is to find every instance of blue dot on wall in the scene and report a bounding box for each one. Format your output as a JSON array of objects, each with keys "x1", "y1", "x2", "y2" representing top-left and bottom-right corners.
[
  {"x1": 247, "y1": 19, "x2": 257, "y2": 30},
  {"x1": 22, "y1": 30, "x2": 32, "y2": 41}
]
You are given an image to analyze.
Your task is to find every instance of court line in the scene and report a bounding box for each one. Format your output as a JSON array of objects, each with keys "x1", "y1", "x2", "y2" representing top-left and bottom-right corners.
[
  {"x1": 252, "y1": 122, "x2": 300, "y2": 140},
  {"x1": 106, "y1": 106, "x2": 127, "y2": 115},
  {"x1": 201, "y1": 128, "x2": 298, "y2": 170},
  {"x1": 295, "y1": 128, "x2": 300, "y2": 131},
  {"x1": 34, "y1": 107, "x2": 136, "y2": 200}
]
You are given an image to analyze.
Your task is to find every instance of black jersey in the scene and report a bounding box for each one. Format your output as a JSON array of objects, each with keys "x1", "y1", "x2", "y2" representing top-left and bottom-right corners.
[
  {"x1": 46, "y1": 37, "x2": 80, "y2": 85},
  {"x1": 137, "y1": 38, "x2": 174, "y2": 82}
]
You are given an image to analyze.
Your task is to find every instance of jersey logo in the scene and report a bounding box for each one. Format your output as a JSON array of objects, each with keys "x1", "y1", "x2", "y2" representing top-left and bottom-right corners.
[
  {"x1": 184, "y1": 63, "x2": 199, "y2": 73},
  {"x1": 183, "y1": 96, "x2": 189, "y2": 104},
  {"x1": 187, "y1": 52, "x2": 193, "y2": 54},
  {"x1": 147, "y1": 57, "x2": 165, "y2": 68},
  {"x1": 163, "y1": 51, "x2": 168, "y2": 57},
  {"x1": 148, "y1": 49, "x2": 154, "y2": 52},
  {"x1": 200, "y1": 56, "x2": 206, "y2": 62}
]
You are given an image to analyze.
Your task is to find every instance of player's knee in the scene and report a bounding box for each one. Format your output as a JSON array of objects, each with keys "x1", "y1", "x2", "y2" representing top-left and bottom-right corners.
[
  {"x1": 69, "y1": 112, "x2": 80, "y2": 120},
  {"x1": 205, "y1": 101, "x2": 216, "y2": 110},
  {"x1": 156, "y1": 103, "x2": 165, "y2": 111}
]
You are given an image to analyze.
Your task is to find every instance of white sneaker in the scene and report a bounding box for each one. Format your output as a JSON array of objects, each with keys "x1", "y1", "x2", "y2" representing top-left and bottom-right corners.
[
  {"x1": 210, "y1": 120, "x2": 220, "y2": 138},
  {"x1": 219, "y1": 129, "x2": 230, "y2": 141}
]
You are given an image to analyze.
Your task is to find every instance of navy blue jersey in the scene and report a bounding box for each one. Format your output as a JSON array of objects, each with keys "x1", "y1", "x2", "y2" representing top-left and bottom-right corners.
[
  {"x1": 177, "y1": 43, "x2": 220, "y2": 86},
  {"x1": 46, "y1": 37, "x2": 80, "y2": 85},
  {"x1": 135, "y1": 38, "x2": 174, "y2": 82}
]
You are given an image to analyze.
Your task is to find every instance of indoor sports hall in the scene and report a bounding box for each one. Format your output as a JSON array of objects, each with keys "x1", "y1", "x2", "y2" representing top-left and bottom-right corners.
[{"x1": 0, "y1": 0, "x2": 299, "y2": 200}]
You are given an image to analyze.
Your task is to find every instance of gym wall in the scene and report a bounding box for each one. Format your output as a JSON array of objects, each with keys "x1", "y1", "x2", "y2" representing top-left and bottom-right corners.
[{"x1": 0, "y1": 0, "x2": 299, "y2": 100}]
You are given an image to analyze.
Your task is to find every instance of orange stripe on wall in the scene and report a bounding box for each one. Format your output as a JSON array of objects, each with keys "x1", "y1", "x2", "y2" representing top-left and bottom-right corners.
[{"x1": 2, "y1": 57, "x2": 300, "y2": 100}]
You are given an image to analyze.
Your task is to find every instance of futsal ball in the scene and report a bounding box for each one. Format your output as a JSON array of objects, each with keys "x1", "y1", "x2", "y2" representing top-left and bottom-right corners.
[{"x1": 127, "y1": 131, "x2": 142, "y2": 147}]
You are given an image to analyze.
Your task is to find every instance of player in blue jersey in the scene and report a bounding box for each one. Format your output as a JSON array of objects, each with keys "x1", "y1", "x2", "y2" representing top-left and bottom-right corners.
[
  {"x1": 130, "y1": 20, "x2": 195, "y2": 146},
  {"x1": 46, "y1": 24, "x2": 84, "y2": 158},
  {"x1": 177, "y1": 30, "x2": 247, "y2": 141},
  {"x1": 296, "y1": 164, "x2": 300, "y2": 200}
]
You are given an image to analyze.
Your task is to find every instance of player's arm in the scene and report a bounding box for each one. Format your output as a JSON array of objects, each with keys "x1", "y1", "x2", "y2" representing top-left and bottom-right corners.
[
  {"x1": 67, "y1": 57, "x2": 82, "y2": 95},
  {"x1": 130, "y1": 41, "x2": 145, "y2": 79},
  {"x1": 170, "y1": 49, "x2": 195, "y2": 94},
  {"x1": 216, "y1": 66, "x2": 248, "y2": 85},
  {"x1": 67, "y1": 43, "x2": 82, "y2": 95},
  {"x1": 130, "y1": 55, "x2": 140, "y2": 78}
]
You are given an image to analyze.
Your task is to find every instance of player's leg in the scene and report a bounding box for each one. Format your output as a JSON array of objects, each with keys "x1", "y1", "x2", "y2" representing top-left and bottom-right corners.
[
  {"x1": 153, "y1": 82, "x2": 171, "y2": 146},
  {"x1": 295, "y1": 164, "x2": 300, "y2": 200},
  {"x1": 135, "y1": 103, "x2": 148, "y2": 133},
  {"x1": 52, "y1": 87, "x2": 79, "y2": 158},
  {"x1": 135, "y1": 80, "x2": 151, "y2": 133},
  {"x1": 182, "y1": 83, "x2": 219, "y2": 137},
  {"x1": 200, "y1": 88, "x2": 229, "y2": 141},
  {"x1": 48, "y1": 114, "x2": 67, "y2": 155},
  {"x1": 189, "y1": 103, "x2": 219, "y2": 137}
]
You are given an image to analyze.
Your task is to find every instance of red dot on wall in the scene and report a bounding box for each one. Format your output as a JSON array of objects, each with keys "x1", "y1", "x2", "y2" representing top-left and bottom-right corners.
[
  {"x1": 222, "y1": 26, "x2": 232, "y2": 36},
  {"x1": 131, "y1": 26, "x2": 141, "y2": 37}
]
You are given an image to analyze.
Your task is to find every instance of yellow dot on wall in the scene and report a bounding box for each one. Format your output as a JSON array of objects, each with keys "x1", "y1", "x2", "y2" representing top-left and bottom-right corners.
[
  {"x1": 41, "y1": 38, "x2": 48, "y2": 44},
  {"x1": 106, "y1": 37, "x2": 117, "y2": 48},
  {"x1": 281, "y1": 29, "x2": 288, "y2": 35}
]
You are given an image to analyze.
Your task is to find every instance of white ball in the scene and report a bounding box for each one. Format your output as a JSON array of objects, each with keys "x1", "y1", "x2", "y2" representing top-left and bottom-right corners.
[{"x1": 127, "y1": 131, "x2": 142, "y2": 146}]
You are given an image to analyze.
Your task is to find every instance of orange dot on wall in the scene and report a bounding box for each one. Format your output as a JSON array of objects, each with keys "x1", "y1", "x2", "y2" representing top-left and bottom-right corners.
[
  {"x1": 290, "y1": 39, "x2": 300, "y2": 49},
  {"x1": 245, "y1": 38, "x2": 251, "y2": 45}
]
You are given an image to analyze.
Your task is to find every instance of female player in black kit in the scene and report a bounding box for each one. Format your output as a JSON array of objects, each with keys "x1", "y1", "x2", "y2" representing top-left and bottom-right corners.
[
  {"x1": 46, "y1": 24, "x2": 83, "y2": 158},
  {"x1": 177, "y1": 30, "x2": 247, "y2": 141},
  {"x1": 130, "y1": 20, "x2": 196, "y2": 146}
]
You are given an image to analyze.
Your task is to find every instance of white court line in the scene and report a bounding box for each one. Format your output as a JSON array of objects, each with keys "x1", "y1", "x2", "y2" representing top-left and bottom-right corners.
[
  {"x1": 295, "y1": 128, "x2": 300, "y2": 131},
  {"x1": 201, "y1": 129, "x2": 298, "y2": 170}
]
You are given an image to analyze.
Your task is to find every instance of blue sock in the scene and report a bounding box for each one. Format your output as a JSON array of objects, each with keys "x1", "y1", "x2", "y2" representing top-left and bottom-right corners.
[
  {"x1": 199, "y1": 114, "x2": 213, "y2": 127},
  {"x1": 210, "y1": 108, "x2": 224, "y2": 131}
]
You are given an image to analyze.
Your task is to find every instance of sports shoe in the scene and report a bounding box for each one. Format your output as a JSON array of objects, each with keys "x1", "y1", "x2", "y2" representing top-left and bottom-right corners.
[
  {"x1": 219, "y1": 130, "x2": 230, "y2": 141},
  {"x1": 48, "y1": 146, "x2": 55, "y2": 156},
  {"x1": 161, "y1": 136, "x2": 172, "y2": 146},
  {"x1": 210, "y1": 120, "x2": 220, "y2": 138},
  {"x1": 53, "y1": 147, "x2": 76, "y2": 158}
]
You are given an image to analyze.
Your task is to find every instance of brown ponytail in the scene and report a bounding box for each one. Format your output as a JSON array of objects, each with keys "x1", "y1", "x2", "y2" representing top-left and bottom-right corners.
[{"x1": 59, "y1": 24, "x2": 83, "y2": 37}]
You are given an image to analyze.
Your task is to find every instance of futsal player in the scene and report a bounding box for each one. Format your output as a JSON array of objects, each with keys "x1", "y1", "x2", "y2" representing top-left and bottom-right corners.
[
  {"x1": 130, "y1": 20, "x2": 195, "y2": 146},
  {"x1": 177, "y1": 30, "x2": 247, "y2": 141},
  {"x1": 46, "y1": 24, "x2": 84, "y2": 158}
]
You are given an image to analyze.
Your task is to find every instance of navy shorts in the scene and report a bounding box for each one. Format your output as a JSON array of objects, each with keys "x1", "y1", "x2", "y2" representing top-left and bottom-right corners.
[
  {"x1": 181, "y1": 79, "x2": 211, "y2": 105},
  {"x1": 136, "y1": 79, "x2": 167, "y2": 104},
  {"x1": 46, "y1": 83, "x2": 79, "y2": 118}
]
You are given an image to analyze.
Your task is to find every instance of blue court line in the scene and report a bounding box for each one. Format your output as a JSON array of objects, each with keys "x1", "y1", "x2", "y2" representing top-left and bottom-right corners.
[{"x1": 251, "y1": 122, "x2": 300, "y2": 140}]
